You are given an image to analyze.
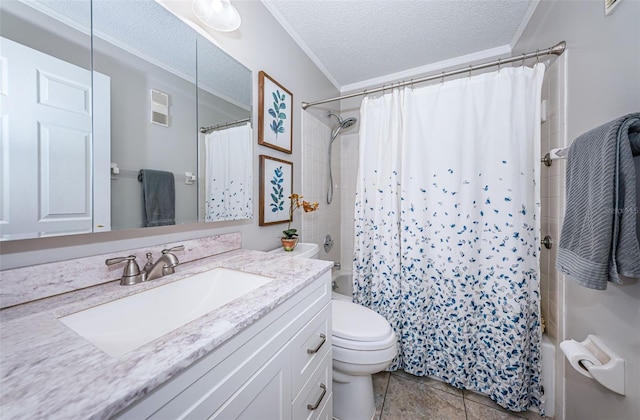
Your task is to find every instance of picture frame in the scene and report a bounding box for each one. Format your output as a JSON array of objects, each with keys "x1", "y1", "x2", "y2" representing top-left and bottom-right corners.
[
  {"x1": 259, "y1": 155, "x2": 293, "y2": 226},
  {"x1": 258, "y1": 71, "x2": 293, "y2": 154}
]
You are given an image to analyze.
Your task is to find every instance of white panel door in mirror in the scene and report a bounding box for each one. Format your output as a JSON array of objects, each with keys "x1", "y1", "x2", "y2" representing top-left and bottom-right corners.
[{"x1": 0, "y1": 37, "x2": 110, "y2": 240}]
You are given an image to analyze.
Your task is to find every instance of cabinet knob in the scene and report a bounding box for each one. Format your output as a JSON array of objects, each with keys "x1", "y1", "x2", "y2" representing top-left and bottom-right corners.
[
  {"x1": 307, "y1": 333, "x2": 327, "y2": 354},
  {"x1": 307, "y1": 383, "x2": 327, "y2": 411}
]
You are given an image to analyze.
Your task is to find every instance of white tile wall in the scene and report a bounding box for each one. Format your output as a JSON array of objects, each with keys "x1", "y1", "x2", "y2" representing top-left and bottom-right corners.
[
  {"x1": 301, "y1": 112, "x2": 342, "y2": 265},
  {"x1": 539, "y1": 55, "x2": 567, "y2": 420}
]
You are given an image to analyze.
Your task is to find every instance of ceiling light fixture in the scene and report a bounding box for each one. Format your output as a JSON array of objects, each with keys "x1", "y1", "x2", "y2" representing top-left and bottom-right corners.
[{"x1": 192, "y1": 0, "x2": 241, "y2": 32}]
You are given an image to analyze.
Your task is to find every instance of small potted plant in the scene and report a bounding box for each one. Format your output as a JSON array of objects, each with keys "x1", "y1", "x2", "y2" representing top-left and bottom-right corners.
[{"x1": 282, "y1": 193, "x2": 319, "y2": 251}]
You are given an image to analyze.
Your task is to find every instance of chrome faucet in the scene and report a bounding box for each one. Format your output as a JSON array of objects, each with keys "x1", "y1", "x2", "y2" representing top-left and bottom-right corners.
[{"x1": 106, "y1": 245, "x2": 184, "y2": 285}]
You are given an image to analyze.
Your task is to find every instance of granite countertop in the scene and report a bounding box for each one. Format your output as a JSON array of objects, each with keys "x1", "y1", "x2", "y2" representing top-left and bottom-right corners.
[{"x1": 0, "y1": 250, "x2": 332, "y2": 419}]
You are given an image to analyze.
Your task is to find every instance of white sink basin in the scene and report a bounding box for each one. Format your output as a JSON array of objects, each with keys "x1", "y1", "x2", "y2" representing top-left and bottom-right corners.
[{"x1": 59, "y1": 268, "x2": 273, "y2": 357}]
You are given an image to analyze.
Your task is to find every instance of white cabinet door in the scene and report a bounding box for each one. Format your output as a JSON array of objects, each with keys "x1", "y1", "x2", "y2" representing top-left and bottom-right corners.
[
  {"x1": 0, "y1": 36, "x2": 110, "y2": 239},
  {"x1": 208, "y1": 346, "x2": 292, "y2": 420}
]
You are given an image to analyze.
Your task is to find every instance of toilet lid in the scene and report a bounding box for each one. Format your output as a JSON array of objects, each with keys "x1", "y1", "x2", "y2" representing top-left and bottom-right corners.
[{"x1": 332, "y1": 300, "x2": 393, "y2": 341}]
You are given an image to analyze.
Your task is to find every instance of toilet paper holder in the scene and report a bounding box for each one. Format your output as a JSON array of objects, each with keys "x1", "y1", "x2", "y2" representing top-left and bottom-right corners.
[{"x1": 560, "y1": 335, "x2": 626, "y2": 396}]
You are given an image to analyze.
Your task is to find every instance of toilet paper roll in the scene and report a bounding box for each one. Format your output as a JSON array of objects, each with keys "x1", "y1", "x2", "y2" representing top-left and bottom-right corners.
[{"x1": 560, "y1": 340, "x2": 601, "y2": 378}]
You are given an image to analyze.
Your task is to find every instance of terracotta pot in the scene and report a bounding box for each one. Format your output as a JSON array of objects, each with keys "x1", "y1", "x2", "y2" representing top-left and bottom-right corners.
[{"x1": 281, "y1": 237, "x2": 298, "y2": 252}]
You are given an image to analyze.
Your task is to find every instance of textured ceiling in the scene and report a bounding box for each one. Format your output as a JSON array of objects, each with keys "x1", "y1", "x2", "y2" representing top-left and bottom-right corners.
[
  {"x1": 23, "y1": 0, "x2": 251, "y2": 108},
  {"x1": 262, "y1": 0, "x2": 535, "y2": 91}
]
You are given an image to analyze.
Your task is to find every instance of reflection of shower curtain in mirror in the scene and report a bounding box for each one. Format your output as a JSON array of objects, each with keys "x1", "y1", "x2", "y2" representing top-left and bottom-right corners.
[{"x1": 205, "y1": 123, "x2": 253, "y2": 221}]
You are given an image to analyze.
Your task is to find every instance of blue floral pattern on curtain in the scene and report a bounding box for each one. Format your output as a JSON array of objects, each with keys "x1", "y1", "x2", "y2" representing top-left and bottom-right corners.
[{"x1": 354, "y1": 65, "x2": 545, "y2": 413}]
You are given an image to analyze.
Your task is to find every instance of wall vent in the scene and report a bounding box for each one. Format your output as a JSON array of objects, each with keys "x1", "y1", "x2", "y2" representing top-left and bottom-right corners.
[{"x1": 150, "y1": 89, "x2": 169, "y2": 127}]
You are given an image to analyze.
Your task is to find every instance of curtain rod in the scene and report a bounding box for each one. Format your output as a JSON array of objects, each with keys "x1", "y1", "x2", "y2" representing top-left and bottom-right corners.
[
  {"x1": 301, "y1": 41, "x2": 566, "y2": 110},
  {"x1": 199, "y1": 117, "x2": 251, "y2": 134}
]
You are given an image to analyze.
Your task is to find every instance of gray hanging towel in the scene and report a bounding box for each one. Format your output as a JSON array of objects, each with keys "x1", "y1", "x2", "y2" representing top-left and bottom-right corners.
[
  {"x1": 138, "y1": 169, "x2": 176, "y2": 227},
  {"x1": 557, "y1": 113, "x2": 640, "y2": 290}
]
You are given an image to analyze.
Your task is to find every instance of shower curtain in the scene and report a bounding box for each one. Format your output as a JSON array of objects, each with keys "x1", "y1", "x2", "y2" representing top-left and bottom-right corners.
[
  {"x1": 353, "y1": 64, "x2": 545, "y2": 412},
  {"x1": 205, "y1": 123, "x2": 253, "y2": 221}
]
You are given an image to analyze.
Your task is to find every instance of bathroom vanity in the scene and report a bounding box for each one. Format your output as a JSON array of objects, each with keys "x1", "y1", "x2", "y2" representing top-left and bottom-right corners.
[
  {"x1": 118, "y1": 268, "x2": 333, "y2": 419},
  {"x1": 0, "y1": 237, "x2": 333, "y2": 419}
]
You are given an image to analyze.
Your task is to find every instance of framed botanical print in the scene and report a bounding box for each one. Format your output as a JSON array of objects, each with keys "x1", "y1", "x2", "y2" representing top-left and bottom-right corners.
[
  {"x1": 258, "y1": 71, "x2": 293, "y2": 153},
  {"x1": 259, "y1": 155, "x2": 292, "y2": 226}
]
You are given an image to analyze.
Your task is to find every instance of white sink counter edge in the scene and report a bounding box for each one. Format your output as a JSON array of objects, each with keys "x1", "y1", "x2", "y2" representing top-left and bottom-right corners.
[{"x1": 0, "y1": 250, "x2": 333, "y2": 420}]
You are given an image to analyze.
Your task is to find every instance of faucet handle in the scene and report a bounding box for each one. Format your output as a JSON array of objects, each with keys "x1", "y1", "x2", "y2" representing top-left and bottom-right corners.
[
  {"x1": 160, "y1": 245, "x2": 183, "y2": 275},
  {"x1": 106, "y1": 255, "x2": 137, "y2": 268},
  {"x1": 105, "y1": 255, "x2": 144, "y2": 285},
  {"x1": 162, "y1": 245, "x2": 184, "y2": 254}
]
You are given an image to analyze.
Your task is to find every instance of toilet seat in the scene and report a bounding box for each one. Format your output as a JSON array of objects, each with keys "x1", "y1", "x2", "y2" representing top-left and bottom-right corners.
[
  {"x1": 331, "y1": 300, "x2": 397, "y2": 359},
  {"x1": 333, "y1": 332, "x2": 396, "y2": 352},
  {"x1": 332, "y1": 300, "x2": 393, "y2": 341}
]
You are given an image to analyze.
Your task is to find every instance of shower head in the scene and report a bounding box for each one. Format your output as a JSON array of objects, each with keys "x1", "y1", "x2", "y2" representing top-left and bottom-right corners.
[
  {"x1": 327, "y1": 111, "x2": 357, "y2": 129},
  {"x1": 326, "y1": 111, "x2": 358, "y2": 205},
  {"x1": 339, "y1": 117, "x2": 357, "y2": 129},
  {"x1": 327, "y1": 111, "x2": 357, "y2": 142}
]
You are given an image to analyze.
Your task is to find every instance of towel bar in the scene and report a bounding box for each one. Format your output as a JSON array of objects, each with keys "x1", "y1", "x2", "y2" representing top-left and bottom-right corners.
[
  {"x1": 110, "y1": 165, "x2": 196, "y2": 184},
  {"x1": 541, "y1": 147, "x2": 569, "y2": 166}
]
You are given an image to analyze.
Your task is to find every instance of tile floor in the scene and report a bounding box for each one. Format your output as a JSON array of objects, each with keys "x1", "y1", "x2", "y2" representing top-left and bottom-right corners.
[{"x1": 372, "y1": 370, "x2": 548, "y2": 420}]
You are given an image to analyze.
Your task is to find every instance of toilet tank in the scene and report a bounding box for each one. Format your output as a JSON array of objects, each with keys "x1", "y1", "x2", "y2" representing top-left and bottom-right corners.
[{"x1": 267, "y1": 242, "x2": 319, "y2": 259}]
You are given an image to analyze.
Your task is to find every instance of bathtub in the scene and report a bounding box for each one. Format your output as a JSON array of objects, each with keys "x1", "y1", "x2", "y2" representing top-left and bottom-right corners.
[
  {"x1": 332, "y1": 270, "x2": 353, "y2": 298},
  {"x1": 331, "y1": 270, "x2": 556, "y2": 416},
  {"x1": 540, "y1": 335, "x2": 556, "y2": 417}
]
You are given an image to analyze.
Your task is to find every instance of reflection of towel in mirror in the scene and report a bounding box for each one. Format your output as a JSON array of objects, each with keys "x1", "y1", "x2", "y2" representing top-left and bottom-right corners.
[
  {"x1": 557, "y1": 113, "x2": 640, "y2": 290},
  {"x1": 138, "y1": 169, "x2": 175, "y2": 227}
]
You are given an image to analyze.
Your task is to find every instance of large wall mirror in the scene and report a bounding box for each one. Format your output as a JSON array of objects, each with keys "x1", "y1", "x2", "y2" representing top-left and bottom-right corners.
[{"x1": 0, "y1": 0, "x2": 252, "y2": 241}]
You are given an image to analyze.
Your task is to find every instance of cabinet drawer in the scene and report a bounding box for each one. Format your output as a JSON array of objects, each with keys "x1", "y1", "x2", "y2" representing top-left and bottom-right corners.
[
  {"x1": 292, "y1": 350, "x2": 332, "y2": 420},
  {"x1": 291, "y1": 302, "x2": 332, "y2": 396}
]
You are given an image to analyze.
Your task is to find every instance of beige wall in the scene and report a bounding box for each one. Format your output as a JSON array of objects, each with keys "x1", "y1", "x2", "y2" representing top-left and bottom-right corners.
[
  {"x1": 0, "y1": 1, "x2": 339, "y2": 269},
  {"x1": 515, "y1": 1, "x2": 640, "y2": 419}
]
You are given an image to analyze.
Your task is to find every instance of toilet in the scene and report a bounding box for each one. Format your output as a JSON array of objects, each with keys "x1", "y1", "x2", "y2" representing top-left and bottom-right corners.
[{"x1": 268, "y1": 243, "x2": 397, "y2": 420}]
